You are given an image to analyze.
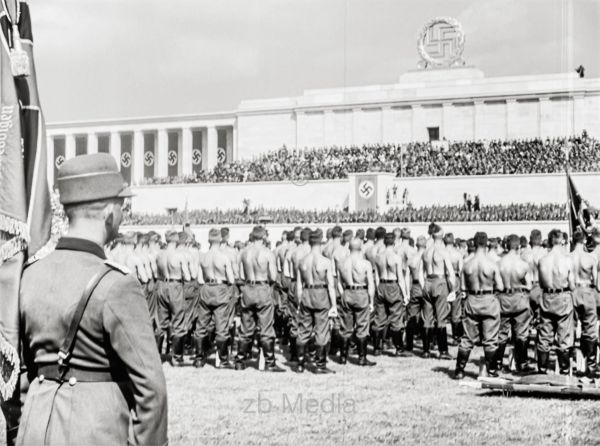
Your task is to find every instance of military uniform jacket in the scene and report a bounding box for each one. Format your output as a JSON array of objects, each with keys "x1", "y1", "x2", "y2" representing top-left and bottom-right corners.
[{"x1": 17, "y1": 237, "x2": 168, "y2": 446}]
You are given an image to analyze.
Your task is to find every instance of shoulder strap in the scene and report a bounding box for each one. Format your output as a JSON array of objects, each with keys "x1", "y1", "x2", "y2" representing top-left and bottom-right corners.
[{"x1": 58, "y1": 265, "x2": 113, "y2": 368}]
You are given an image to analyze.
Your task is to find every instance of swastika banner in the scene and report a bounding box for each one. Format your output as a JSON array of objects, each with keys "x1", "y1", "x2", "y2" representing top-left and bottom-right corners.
[
  {"x1": 143, "y1": 133, "x2": 155, "y2": 179},
  {"x1": 120, "y1": 134, "x2": 132, "y2": 185},
  {"x1": 355, "y1": 174, "x2": 377, "y2": 211},
  {"x1": 167, "y1": 132, "x2": 179, "y2": 177}
]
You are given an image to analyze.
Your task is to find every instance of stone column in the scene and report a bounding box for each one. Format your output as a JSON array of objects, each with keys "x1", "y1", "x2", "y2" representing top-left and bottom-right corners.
[
  {"x1": 110, "y1": 131, "x2": 121, "y2": 166},
  {"x1": 505, "y1": 99, "x2": 518, "y2": 139},
  {"x1": 232, "y1": 124, "x2": 238, "y2": 161},
  {"x1": 411, "y1": 104, "x2": 424, "y2": 141},
  {"x1": 65, "y1": 133, "x2": 76, "y2": 160},
  {"x1": 157, "y1": 128, "x2": 168, "y2": 177},
  {"x1": 225, "y1": 126, "x2": 233, "y2": 162},
  {"x1": 181, "y1": 126, "x2": 193, "y2": 175},
  {"x1": 573, "y1": 94, "x2": 585, "y2": 136},
  {"x1": 538, "y1": 96, "x2": 551, "y2": 138},
  {"x1": 132, "y1": 130, "x2": 144, "y2": 184},
  {"x1": 87, "y1": 132, "x2": 98, "y2": 154},
  {"x1": 206, "y1": 126, "x2": 218, "y2": 169}
]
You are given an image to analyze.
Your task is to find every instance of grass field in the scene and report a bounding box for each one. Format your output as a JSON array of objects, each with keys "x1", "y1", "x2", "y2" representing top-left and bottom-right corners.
[{"x1": 3, "y1": 343, "x2": 600, "y2": 445}]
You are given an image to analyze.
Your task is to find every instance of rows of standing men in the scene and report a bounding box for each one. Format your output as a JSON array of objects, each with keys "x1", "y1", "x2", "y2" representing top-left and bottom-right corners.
[{"x1": 107, "y1": 224, "x2": 600, "y2": 378}]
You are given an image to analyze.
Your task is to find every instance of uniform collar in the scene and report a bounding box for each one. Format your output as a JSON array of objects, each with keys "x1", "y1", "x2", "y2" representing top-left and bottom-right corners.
[{"x1": 55, "y1": 237, "x2": 107, "y2": 260}]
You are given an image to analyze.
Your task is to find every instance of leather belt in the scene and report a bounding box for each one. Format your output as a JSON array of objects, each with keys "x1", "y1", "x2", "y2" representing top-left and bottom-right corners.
[
  {"x1": 503, "y1": 288, "x2": 528, "y2": 294},
  {"x1": 412, "y1": 280, "x2": 420, "y2": 285},
  {"x1": 206, "y1": 279, "x2": 228, "y2": 285},
  {"x1": 543, "y1": 287, "x2": 570, "y2": 293},
  {"x1": 245, "y1": 280, "x2": 269, "y2": 285},
  {"x1": 469, "y1": 290, "x2": 495, "y2": 295},
  {"x1": 575, "y1": 283, "x2": 595, "y2": 288},
  {"x1": 37, "y1": 364, "x2": 124, "y2": 383},
  {"x1": 166, "y1": 278, "x2": 182, "y2": 283},
  {"x1": 305, "y1": 284, "x2": 327, "y2": 289},
  {"x1": 427, "y1": 274, "x2": 442, "y2": 279},
  {"x1": 344, "y1": 285, "x2": 367, "y2": 290},
  {"x1": 380, "y1": 279, "x2": 397, "y2": 284}
]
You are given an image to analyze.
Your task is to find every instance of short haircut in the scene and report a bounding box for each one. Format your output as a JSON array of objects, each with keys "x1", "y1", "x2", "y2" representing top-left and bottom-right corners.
[
  {"x1": 300, "y1": 228, "x2": 311, "y2": 242},
  {"x1": 507, "y1": 234, "x2": 520, "y2": 251},
  {"x1": 342, "y1": 229, "x2": 353, "y2": 238},
  {"x1": 384, "y1": 233, "x2": 395, "y2": 246},
  {"x1": 573, "y1": 229, "x2": 585, "y2": 244},
  {"x1": 63, "y1": 198, "x2": 122, "y2": 222},
  {"x1": 443, "y1": 233, "x2": 454, "y2": 246},
  {"x1": 375, "y1": 227, "x2": 386, "y2": 240},
  {"x1": 519, "y1": 235, "x2": 528, "y2": 248},
  {"x1": 547, "y1": 229, "x2": 563, "y2": 247},
  {"x1": 309, "y1": 229, "x2": 323, "y2": 246},
  {"x1": 474, "y1": 232, "x2": 488, "y2": 248},
  {"x1": 355, "y1": 229, "x2": 365, "y2": 240},
  {"x1": 208, "y1": 228, "x2": 221, "y2": 244},
  {"x1": 349, "y1": 238, "x2": 362, "y2": 251},
  {"x1": 286, "y1": 231, "x2": 295, "y2": 242},
  {"x1": 366, "y1": 228, "x2": 375, "y2": 240},
  {"x1": 530, "y1": 229, "x2": 542, "y2": 245},
  {"x1": 221, "y1": 227, "x2": 230, "y2": 237},
  {"x1": 416, "y1": 236, "x2": 427, "y2": 249},
  {"x1": 331, "y1": 226, "x2": 343, "y2": 238}
]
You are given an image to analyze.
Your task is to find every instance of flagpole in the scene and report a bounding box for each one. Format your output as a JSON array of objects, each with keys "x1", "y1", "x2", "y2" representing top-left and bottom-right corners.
[{"x1": 565, "y1": 142, "x2": 572, "y2": 239}]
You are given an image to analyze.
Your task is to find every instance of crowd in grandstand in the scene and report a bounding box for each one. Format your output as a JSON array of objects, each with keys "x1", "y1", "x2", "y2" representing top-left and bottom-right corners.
[
  {"x1": 138, "y1": 133, "x2": 599, "y2": 185},
  {"x1": 123, "y1": 203, "x2": 567, "y2": 226}
]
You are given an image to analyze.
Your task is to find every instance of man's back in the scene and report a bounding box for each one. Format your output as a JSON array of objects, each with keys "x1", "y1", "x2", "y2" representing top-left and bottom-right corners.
[
  {"x1": 339, "y1": 254, "x2": 370, "y2": 286},
  {"x1": 200, "y1": 248, "x2": 232, "y2": 282},
  {"x1": 299, "y1": 252, "x2": 329, "y2": 285},
  {"x1": 423, "y1": 243, "x2": 449, "y2": 276},
  {"x1": 539, "y1": 250, "x2": 572, "y2": 290},
  {"x1": 463, "y1": 253, "x2": 499, "y2": 291},
  {"x1": 499, "y1": 253, "x2": 530, "y2": 289},
  {"x1": 521, "y1": 246, "x2": 546, "y2": 283},
  {"x1": 571, "y1": 248, "x2": 597, "y2": 285},
  {"x1": 241, "y1": 244, "x2": 273, "y2": 282},
  {"x1": 375, "y1": 248, "x2": 401, "y2": 280}
]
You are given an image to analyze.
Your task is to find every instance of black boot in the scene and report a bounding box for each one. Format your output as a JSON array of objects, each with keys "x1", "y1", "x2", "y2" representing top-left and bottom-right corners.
[
  {"x1": 296, "y1": 344, "x2": 306, "y2": 373},
  {"x1": 288, "y1": 336, "x2": 299, "y2": 363},
  {"x1": 405, "y1": 319, "x2": 415, "y2": 352},
  {"x1": 451, "y1": 322, "x2": 463, "y2": 343},
  {"x1": 422, "y1": 327, "x2": 433, "y2": 358},
  {"x1": 514, "y1": 338, "x2": 534, "y2": 374},
  {"x1": 437, "y1": 327, "x2": 451, "y2": 360},
  {"x1": 495, "y1": 343, "x2": 507, "y2": 372},
  {"x1": 261, "y1": 339, "x2": 286, "y2": 372},
  {"x1": 171, "y1": 336, "x2": 185, "y2": 367},
  {"x1": 537, "y1": 350, "x2": 549, "y2": 374},
  {"x1": 357, "y1": 337, "x2": 376, "y2": 366},
  {"x1": 557, "y1": 349, "x2": 571, "y2": 375},
  {"x1": 193, "y1": 336, "x2": 207, "y2": 368},
  {"x1": 228, "y1": 323, "x2": 237, "y2": 354},
  {"x1": 454, "y1": 348, "x2": 471, "y2": 380},
  {"x1": 235, "y1": 340, "x2": 252, "y2": 370},
  {"x1": 339, "y1": 337, "x2": 349, "y2": 365},
  {"x1": 329, "y1": 328, "x2": 340, "y2": 356},
  {"x1": 313, "y1": 346, "x2": 336, "y2": 374},
  {"x1": 372, "y1": 330, "x2": 383, "y2": 356},
  {"x1": 216, "y1": 339, "x2": 234, "y2": 369},
  {"x1": 582, "y1": 339, "x2": 599, "y2": 378},
  {"x1": 391, "y1": 330, "x2": 405, "y2": 356},
  {"x1": 484, "y1": 349, "x2": 499, "y2": 377}
]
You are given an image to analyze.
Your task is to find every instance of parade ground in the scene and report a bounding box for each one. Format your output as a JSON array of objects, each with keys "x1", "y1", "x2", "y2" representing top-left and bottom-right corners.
[
  {"x1": 161, "y1": 346, "x2": 599, "y2": 445},
  {"x1": 24, "y1": 344, "x2": 591, "y2": 446}
]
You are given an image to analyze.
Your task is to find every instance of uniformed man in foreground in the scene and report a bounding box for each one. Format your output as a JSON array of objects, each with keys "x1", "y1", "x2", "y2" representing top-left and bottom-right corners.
[
  {"x1": 17, "y1": 154, "x2": 167, "y2": 445},
  {"x1": 235, "y1": 226, "x2": 285, "y2": 372},
  {"x1": 406, "y1": 236, "x2": 427, "y2": 352},
  {"x1": 496, "y1": 234, "x2": 533, "y2": 373},
  {"x1": 454, "y1": 231, "x2": 503, "y2": 379},
  {"x1": 337, "y1": 238, "x2": 376, "y2": 366},
  {"x1": 537, "y1": 229, "x2": 575, "y2": 374},
  {"x1": 296, "y1": 229, "x2": 338, "y2": 374}
]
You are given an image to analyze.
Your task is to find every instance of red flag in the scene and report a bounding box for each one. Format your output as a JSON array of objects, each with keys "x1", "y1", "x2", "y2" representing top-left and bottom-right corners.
[{"x1": 0, "y1": 0, "x2": 52, "y2": 400}]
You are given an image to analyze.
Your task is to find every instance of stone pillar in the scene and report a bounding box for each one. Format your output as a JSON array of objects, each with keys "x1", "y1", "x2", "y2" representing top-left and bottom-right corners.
[
  {"x1": 206, "y1": 126, "x2": 218, "y2": 169},
  {"x1": 442, "y1": 102, "x2": 452, "y2": 140},
  {"x1": 411, "y1": 104, "x2": 424, "y2": 141},
  {"x1": 232, "y1": 124, "x2": 238, "y2": 161},
  {"x1": 225, "y1": 126, "x2": 233, "y2": 162},
  {"x1": 538, "y1": 96, "x2": 551, "y2": 138},
  {"x1": 352, "y1": 107, "x2": 362, "y2": 145},
  {"x1": 157, "y1": 128, "x2": 168, "y2": 177},
  {"x1": 65, "y1": 133, "x2": 75, "y2": 160},
  {"x1": 505, "y1": 99, "x2": 518, "y2": 139},
  {"x1": 473, "y1": 101, "x2": 485, "y2": 140},
  {"x1": 110, "y1": 131, "x2": 121, "y2": 166},
  {"x1": 181, "y1": 126, "x2": 193, "y2": 175},
  {"x1": 132, "y1": 130, "x2": 144, "y2": 184},
  {"x1": 573, "y1": 94, "x2": 585, "y2": 136},
  {"x1": 87, "y1": 133, "x2": 98, "y2": 154}
]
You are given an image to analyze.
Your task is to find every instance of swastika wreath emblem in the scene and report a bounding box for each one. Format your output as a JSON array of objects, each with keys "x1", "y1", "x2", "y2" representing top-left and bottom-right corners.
[
  {"x1": 358, "y1": 180, "x2": 375, "y2": 199},
  {"x1": 192, "y1": 149, "x2": 202, "y2": 166},
  {"x1": 55, "y1": 155, "x2": 65, "y2": 169},
  {"x1": 144, "y1": 151, "x2": 154, "y2": 166},
  {"x1": 417, "y1": 17, "x2": 465, "y2": 68},
  {"x1": 217, "y1": 147, "x2": 226, "y2": 164}
]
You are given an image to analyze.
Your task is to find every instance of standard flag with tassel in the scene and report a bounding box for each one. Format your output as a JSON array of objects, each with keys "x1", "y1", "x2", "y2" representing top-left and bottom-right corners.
[
  {"x1": 566, "y1": 171, "x2": 591, "y2": 239},
  {"x1": 0, "y1": 0, "x2": 52, "y2": 412}
]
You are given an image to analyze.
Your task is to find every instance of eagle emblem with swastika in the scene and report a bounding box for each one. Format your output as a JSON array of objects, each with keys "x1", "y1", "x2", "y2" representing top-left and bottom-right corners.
[
  {"x1": 120, "y1": 152, "x2": 131, "y2": 168},
  {"x1": 417, "y1": 17, "x2": 465, "y2": 68},
  {"x1": 358, "y1": 180, "x2": 375, "y2": 199},
  {"x1": 55, "y1": 155, "x2": 65, "y2": 169},
  {"x1": 192, "y1": 149, "x2": 202, "y2": 166},
  {"x1": 144, "y1": 151, "x2": 154, "y2": 166},
  {"x1": 217, "y1": 147, "x2": 226, "y2": 164},
  {"x1": 168, "y1": 150, "x2": 178, "y2": 166}
]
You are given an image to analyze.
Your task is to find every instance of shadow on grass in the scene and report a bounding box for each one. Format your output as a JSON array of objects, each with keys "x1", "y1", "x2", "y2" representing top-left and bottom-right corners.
[
  {"x1": 431, "y1": 365, "x2": 479, "y2": 380},
  {"x1": 479, "y1": 390, "x2": 600, "y2": 401}
]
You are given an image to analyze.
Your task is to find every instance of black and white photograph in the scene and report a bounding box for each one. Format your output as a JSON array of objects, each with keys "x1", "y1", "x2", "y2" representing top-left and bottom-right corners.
[{"x1": 0, "y1": 0, "x2": 599, "y2": 444}]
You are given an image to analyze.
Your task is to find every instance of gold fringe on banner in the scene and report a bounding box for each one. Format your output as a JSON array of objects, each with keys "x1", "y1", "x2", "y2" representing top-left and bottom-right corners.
[
  {"x1": 0, "y1": 237, "x2": 26, "y2": 263},
  {"x1": 0, "y1": 214, "x2": 30, "y2": 243},
  {"x1": 0, "y1": 330, "x2": 20, "y2": 401}
]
